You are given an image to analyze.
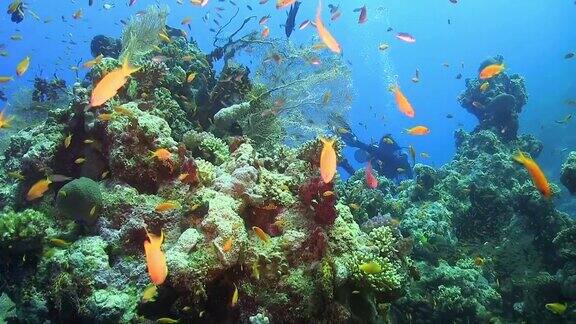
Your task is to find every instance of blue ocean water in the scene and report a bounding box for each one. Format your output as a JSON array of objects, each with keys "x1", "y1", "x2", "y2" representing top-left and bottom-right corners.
[{"x1": 1, "y1": 1, "x2": 574, "y2": 182}]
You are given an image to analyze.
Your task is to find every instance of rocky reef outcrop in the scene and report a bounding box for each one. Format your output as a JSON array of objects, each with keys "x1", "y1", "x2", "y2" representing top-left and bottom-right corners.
[
  {"x1": 458, "y1": 55, "x2": 528, "y2": 141},
  {"x1": 561, "y1": 151, "x2": 576, "y2": 195},
  {"x1": 0, "y1": 7, "x2": 404, "y2": 323}
]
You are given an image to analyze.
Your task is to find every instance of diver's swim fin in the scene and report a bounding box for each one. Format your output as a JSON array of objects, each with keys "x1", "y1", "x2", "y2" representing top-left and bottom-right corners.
[{"x1": 354, "y1": 149, "x2": 371, "y2": 163}]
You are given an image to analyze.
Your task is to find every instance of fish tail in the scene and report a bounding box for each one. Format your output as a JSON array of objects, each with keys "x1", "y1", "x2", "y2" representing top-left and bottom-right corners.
[
  {"x1": 146, "y1": 230, "x2": 164, "y2": 248},
  {"x1": 122, "y1": 57, "x2": 140, "y2": 75},
  {"x1": 512, "y1": 151, "x2": 527, "y2": 164},
  {"x1": 319, "y1": 136, "x2": 335, "y2": 146}
]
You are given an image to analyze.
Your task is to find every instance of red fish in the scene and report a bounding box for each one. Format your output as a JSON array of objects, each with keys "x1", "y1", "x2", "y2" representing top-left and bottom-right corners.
[
  {"x1": 365, "y1": 161, "x2": 378, "y2": 189},
  {"x1": 356, "y1": 5, "x2": 367, "y2": 24},
  {"x1": 259, "y1": 15, "x2": 270, "y2": 25},
  {"x1": 396, "y1": 32, "x2": 416, "y2": 43}
]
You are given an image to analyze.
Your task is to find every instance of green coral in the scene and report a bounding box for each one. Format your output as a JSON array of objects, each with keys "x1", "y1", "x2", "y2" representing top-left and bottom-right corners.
[
  {"x1": 85, "y1": 288, "x2": 138, "y2": 323},
  {"x1": 56, "y1": 177, "x2": 102, "y2": 226},
  {"x1": 0, "y1": 209, "x2": 55, "y2": 253},
  {"x1": 336, "y1": 167, "x2": 398, "y2": 224},
  {"x1": 196, "y1": 159, "x2": 216, "y2": 186},
  {"x1": 183, "y1": 130, "x2": 230, "y2": 165},
  {"x1": 254, "y1": 168, "x2": 295, "y2": 206},
  {"x1": 151, "y1": 87, "x2": 193, "y2": 141},
  {"x1": 329, "y1": 204, "x2": 406, "y2": 299}
]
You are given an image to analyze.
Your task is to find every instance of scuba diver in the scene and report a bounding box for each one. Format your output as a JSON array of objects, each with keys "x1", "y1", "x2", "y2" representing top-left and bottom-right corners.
[{"x1": 330, "y1": 114, "x2": 413, "y2": 181}]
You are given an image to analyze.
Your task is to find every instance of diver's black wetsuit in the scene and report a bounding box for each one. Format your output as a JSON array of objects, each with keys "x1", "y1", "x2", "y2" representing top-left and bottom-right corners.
[{"x1": 338, "y1": 130, "x2": 413, "y2": 180}]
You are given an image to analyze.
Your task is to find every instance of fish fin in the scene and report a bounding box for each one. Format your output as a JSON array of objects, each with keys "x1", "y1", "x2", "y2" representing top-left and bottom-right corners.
[{"x1": 354, "y1": 149, "x2": 371, "y2": 163}]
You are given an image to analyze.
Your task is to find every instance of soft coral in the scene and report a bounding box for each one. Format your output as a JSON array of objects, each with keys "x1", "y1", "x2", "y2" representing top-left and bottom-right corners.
[{"x1": 299, "y1": 176, "x2": 337, "y2": 225}]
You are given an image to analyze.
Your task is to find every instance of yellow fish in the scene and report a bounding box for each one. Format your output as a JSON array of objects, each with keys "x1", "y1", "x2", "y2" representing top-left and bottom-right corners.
[
  {"x1": 64, "y1": 134, "x2": 72, "y2": 148},
  {"x1": 7, "y1": 0, "x2": 22, "y2": 14},
  {"x1": 74, "y1": 157, "x2": 86, "y2": 164},
  {"x1": 27, "y1": 178, "x2": 52, "y2": 201},
  {"x1": 186, "y1": 72, "x2": 197, "y2": 83},
  {"x1": 90, "y1": 57, "x2": 140, "y2": 107},
  {"x1": 16, "y1": 56, "x2": 30, "y2": 76},
  {"x1": 97, "y1": 113, "x2": 113, "y2": 121},
  {"x1": 155, "y1": 318, "x2": 179, "y2": 324},
  {"x1": 83, "y1": 54, "x2": 104, "y2": 69},
  {"x1": 113, "y1": 105, "x2": 134, "y2": 117},
  {"x1": 0, "y1": 110, "x2": 14, "y2": 129},
  {"x1": 7, "y1": 170, "x2": 25, "y2": 181},
  {"x1": 480, "y1": 82, "x2": 489, "y2": 92},
  {"x1": 141, "y1": 284, "x2": 158, "y2": 303},
  {"x1": 545, "y1": 302, "x2": 567, "y2": 315},
  {"x1": 10, "y1": 34, "x2": 23, "y2": 41},
  {"x1": 231, "y1": 283, "x2": 239, "y2": 307},
  {"x1": 158, "y1": 32, "x2": 171, "y2": 43},
  {"x1": 49, "y1": 238, "x2": 71, "y2": 248},
  {"x1": 359, "y1": 262, "x2": 382, "y2": 274},
  {"x1": 155, "y1": 201, "x2": 179, "y2": 212},
  {"x1": 252, "y1": 226, "x2": 270, "y2": 243},
  {"x1": 0, "y1": 76, "x2": 14, "y2": 83}
]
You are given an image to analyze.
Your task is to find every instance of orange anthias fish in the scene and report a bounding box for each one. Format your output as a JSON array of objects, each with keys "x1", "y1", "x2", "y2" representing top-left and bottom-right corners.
[
  {"x1": 26, "y1": 178, "x2": 52, "y2": 201},
  {"x1": 393, "y1": 85, "x2": 415, "y2": 118},
  {"x1": 90, "y1": 57, "x2": 140, "y2": 107},
  {"x1": 365, "y1": 161, "x2": 378, "y2": 189},
  {"x1": 406, "y1": 126, "x2": 430, "y2": 136},
  {"x1": 513, "y1": 152, "x2": 551, "y2": 198},
  {"x1": 315, "y1": 0, "x2": 341, "y2": 54},
  {"x1": 252, "y1": 226, "x2": 270, "y2": 243},
  {"x1": 479, "y1": 63, "x2": 505, "y2": 80},
  {"x1": 222, "y1": 237, "x2": 233, "y2": 252},
  {"x1": 261, "y1": 26, "x2": 270, "y2": 38},
  {"x1": 144, "y1": 230, "x2": 168, "y2": 285},
  {"x1": 319, "y1": 137, "x2": 337, "y2": 183},
  {"x1": 151, "y1": 148, "x2": 172, "y2": 161},
  {"x1": 155, "y1": 201, "x2": 179, "y2": 212},
  {"x1": 276, "y1": 0, "x2": 296, "y2": 9}
]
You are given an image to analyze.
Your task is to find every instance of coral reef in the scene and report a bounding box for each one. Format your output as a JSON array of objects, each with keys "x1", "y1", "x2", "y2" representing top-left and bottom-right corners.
[
  {"x1": 1, "y1": 17, "x2": 574, "y2": 324},
  {"x1": 458, "y1": 55, "x2": 528, "y2": 141},
  {"x1": 561, "y1": 151, "x2": 576, "y2": 195}
]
